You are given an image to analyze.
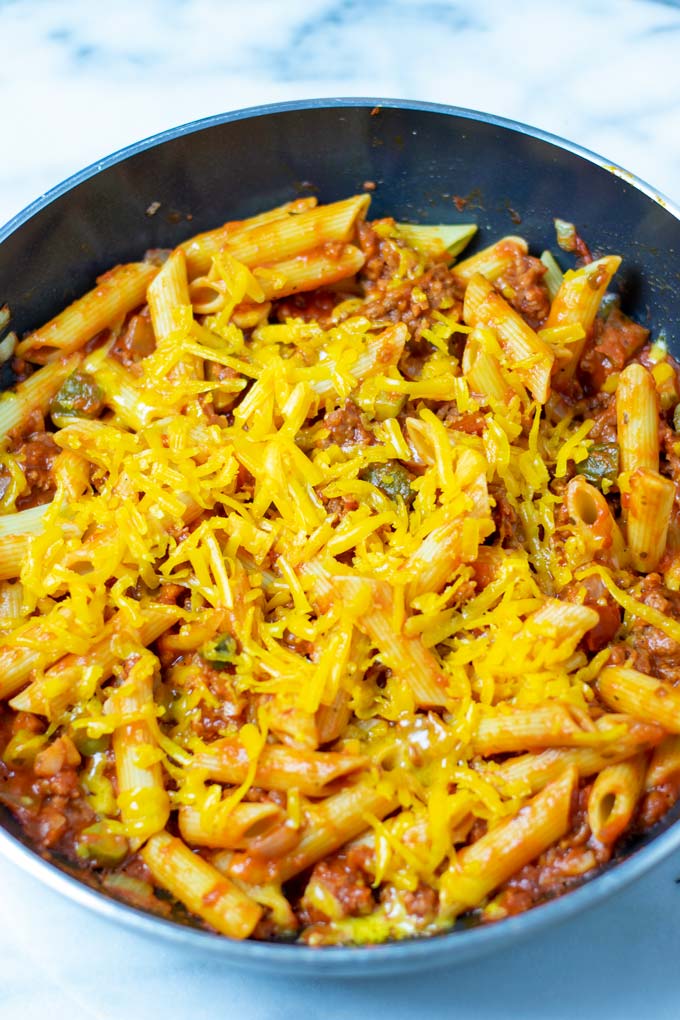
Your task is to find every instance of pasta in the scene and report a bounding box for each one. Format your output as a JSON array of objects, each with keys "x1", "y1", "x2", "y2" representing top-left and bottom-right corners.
[{"x1": 1, "y1": 193, "x2": 679, "y2": 948}]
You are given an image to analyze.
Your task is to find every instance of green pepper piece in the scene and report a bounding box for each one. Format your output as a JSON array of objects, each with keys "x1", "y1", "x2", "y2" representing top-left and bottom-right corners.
[
  {"x1": 360, "y1": 460, "x2": 415, "y2": 505},
  {"x1": 201, "y1": 633, "x2": 237, "y2": 669},
  {"x1": 575, "y1": 443, "x2": 619, "y2": 488},
  {"x1": 50, "y1": 371, "x2": 105, "y2": 422},
  {"x1": 76, "y1": 822, "x2": 129, "y2": 866}
]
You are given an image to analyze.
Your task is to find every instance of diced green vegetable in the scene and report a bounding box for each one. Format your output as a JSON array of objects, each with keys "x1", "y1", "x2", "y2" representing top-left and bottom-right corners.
[
  {"x1": 71, "y1": 730, "x2": 110, "y2": 758},
  {"x1": 1, "y1": 729, "x2": 48, "y2": 766},
  {"x1": 539, "y1": 250, "x2": 564, "y2": 302},
  {"x1": 394, "y1": 223, "x2": 477, "y2": 261},
  {"x1": 575, "y1": 443, "x2": 619, "y2": 488},
  {"x1": 76, "y1": 822, "x2": 129, "y2": 866},
  {"x1": 50, "y1": 371, "x2": 104, "y2": 424},
  {"x1": 554, "y1": 219, "x2": 577, "y2": 252},
  {"x1": 360, "y1": 460, "x2": 415, "y2": 505},
  {"x1": 201, "y1": 633, "x2": 237, "y2": 669},
  {"x1": 673, "y1": 403, "x2": 680, "y2": 433}
]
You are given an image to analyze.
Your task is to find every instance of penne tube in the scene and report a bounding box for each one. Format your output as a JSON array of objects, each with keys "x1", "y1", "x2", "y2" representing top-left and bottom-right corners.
[
  {"x1": 179, "y1": 197, "x2": 319, "y2": 277},
  {"x1": 473, "y1": 702, "x2": 602, "y2": 756},
  {"x1": 227, "y1": 778, "x2": 398, "y2": 886},
  {"x1": 330, "y1": 575, "x2": 450, "y2": 707},
  {"x1": 147, "y1": 248, "x2": 191, "y2": 344},
  {"x1": 192, "y1": 738, "x2": 367, "y2": 796},
  {"x1": 179, "y1": 801, "x2": 286, "y2": 850},
  {"x1": 626, "y1": 468, "x2": 675, "y2": 572},
  {"x1": 0, "y1": 580, "x2": 23, "y2": 624},
  {"x1": 113, "y1": 657, "x2": 170, "y2": 848},
  {"x1": 0, "y1": 605, "x2": 76, "y2": 699},
  {"x1": 316, "y1": 689, "x2": 353, "y2": 745},
  {"x1": 453, "y1": 236, "x2": 528, "y2": 285},
  {"x1": 646, "y1": 734, "x2": 680, "y2": 790},
  {"x1": 250, "y1": 244, "x2": 365, "y2": 301},
  {"x1": 183, "y1": 195, "x2": 369, "y2": 278},
  {"x1": 488, "y1": 715, "x2": 663, "y2": 796},
  {"x1": 0, "y1": 354, "x2": 83, "y2": 440},
  {"x1": 463, "y1": 273, "x2": 554, "y2": 404},
  {"x1": 0, "y1": 503, "x2": 49, "y2": 538},
  {"x1": 9, "y1": 605, "x2": 181, "y2": 717},
  {"x1": 141, "y1": 831, "x2": 262, "y2": 939},
  {"x1": 523, "y1": 599, "x2": 599, "y2": 659},
  {"x1": 587, "y1": 753, "x2": 646, "y2": 846},
  {"x1": 440, "y1": 766, "x2": 577, "y2": 918},
  {"x1": 565, "y1": 475, "x2": 626, "y2": 567},
  {"x1": 616, "y1": 363, "x2": 659, "y2": 474},
  {"x1": 597, "y1": 665, "x2": 680, "y2": 733},
  {"x1": 547, "y1": 255, "x2": 621, "y2": 382},
  {"x1": 0, "y1": 534, "x2": 31, "y2": 582},
  {"x1": 15, "y1": 263, "x2": 158, "y2": 363},
  {"x1": 462, "y1": 326, "x2": 513, "y2": 405}
]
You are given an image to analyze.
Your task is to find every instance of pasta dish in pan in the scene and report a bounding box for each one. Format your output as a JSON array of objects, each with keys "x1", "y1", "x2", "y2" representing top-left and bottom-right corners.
[{"x1": 0, "y1": 194, "x2": 678, "y2": 944}]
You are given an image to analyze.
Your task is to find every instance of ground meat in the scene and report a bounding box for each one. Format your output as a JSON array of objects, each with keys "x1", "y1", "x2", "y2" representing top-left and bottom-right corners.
[
  {"x1": 489, "y1": 483, "x2": 522, "y2": 546},
  {"x1": 352, "y1": 221, "x2": 465, "y2": 342},
  {"x1": 628, "y1": 574, "x2": 680, "y2": 683},
  {"x1": 0, "y1": 723, "x2": 95, "y2": 857},
  {"x1": 191, "y1": 658, "x2": 245, "y2": 740},
  {"x1": 323, "y1": 494, "x2": 359, "y2": 518},
  {"x1": 11, "y1": 431, "x2": 59, "y2": 509},
  {"x1": 299, "y1": 847, "x2": 375, "y2": 923},
  {"x1": 110, "y1": 308, "x2": 156, "y2": 368},
  {"x1": 661, "y1": 425, "x2": 680, "y2": 495},
  {"x1": 322, "y1": 400, "x2": 374, "y2": 449},
  {"x1": 402, "y1": 883, "x2": 439, "y2": 920},
  {"x1": 586, "y1": 394, "x2": 618, "y2": 444},
  {"x1": 496, "y1": 243, "x2": 551, "y2": 329},
  {"x1": 435, "y1": 407, "x2": 486, "y2": 435},
  {"x1": 560, "y1": 575, "x2": 622, "y2": 652},
  {"x1": 579, "y1": 308, "x2": 649, "y2": 393},
  {"x1": 638, "y1": 783, "x2": 680, "y2": 829},
  {"x1": 275, "y1": 289, "x2": 339, "y2": 323}
]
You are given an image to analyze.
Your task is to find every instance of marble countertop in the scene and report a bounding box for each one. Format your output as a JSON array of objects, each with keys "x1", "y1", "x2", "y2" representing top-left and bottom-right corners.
[{"x1": 2, "y1": 0, "x2": 680, "y2": 1016}]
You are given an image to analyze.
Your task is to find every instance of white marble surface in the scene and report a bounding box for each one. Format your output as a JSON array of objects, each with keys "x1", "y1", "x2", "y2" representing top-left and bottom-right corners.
[{"x1": 2, "y1": 0, "x2": 680, "y2": 1016}]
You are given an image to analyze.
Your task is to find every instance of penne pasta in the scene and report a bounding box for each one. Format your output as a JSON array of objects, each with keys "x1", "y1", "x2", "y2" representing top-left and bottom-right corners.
[
  {"x1": 473, "y1": 702, "x2": 601, "y2": 756},
  {"x1": 227, "y1": 778, "x2": 398, "y2": 886},
  {"x1": 489, "y1": 715, "x2": 663, "y2": 795},
  {"x1": 183, "y1": 195, "x2": 369, "y2": 278},
  {"x1": 616, "y1": 363, "x2": 659, "y2": 474},
  {"x1": 463, "y1": 272, "x2": 554, "y2": 403},
  {"x1": 112, "y1": 656, "x2": 170, "y2": 848},
  {"x1": 440, "y1": 767, "x2": 577, "y2": 918},
  {"x1": 597, "y1": 665, "x2": 680, "y2": 733},
  {"x1": 179, "y1": 196, "x2": 319, "y2": 277},
  {"x1": 15, "y1": 263, "x2": 158, "y2": 363},
  {"x1": 141, "y1": 831, "x2": 262, "y2": 939},
  {"x1": 0, "y1": 354, "x2": 83, "y2": 440},
  {"x1": 9, "y1": 605, "x2": 181, "y2": 717},
  {"x1": 587, "y1": 754, "x2": 646, "y2": 846},
  {"x1": 462, "y1": 326, "x2": 513, "y2": 405},
  {"x1": 453, "y1": 236, "x2": 528, "y2": 285},
  {"x1": 626, "y1": 467, "x2": 675, "y2": 572},
  {"x1": 192, "y1": 738, "x2": 367, "y2": 796},
  {"x1": 178, "y1": 801, "x2": 286, "y2": 850},
  {"x1": 547, "y1": 255, "x2": 621, "y2": 382}
]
